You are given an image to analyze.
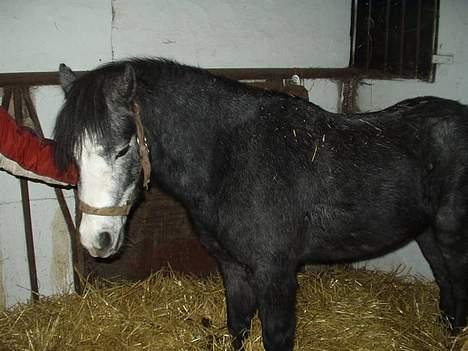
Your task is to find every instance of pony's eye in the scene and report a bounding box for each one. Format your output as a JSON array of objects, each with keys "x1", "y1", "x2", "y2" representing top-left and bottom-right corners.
[{"x1": 115, "y1": 144, "x2": 130, "y2": 159}]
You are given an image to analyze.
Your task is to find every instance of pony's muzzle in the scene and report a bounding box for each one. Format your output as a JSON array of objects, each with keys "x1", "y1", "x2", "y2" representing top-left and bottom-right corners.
[
  {"x1": 86, "y1": 239, "x2": 118, "y2": 259},
  {"x1": 89, "y1": 231, "x2": 116, "y2": 258},
  {"x1": 79, "y1": 216, "x2": 126, "y2": 258}
]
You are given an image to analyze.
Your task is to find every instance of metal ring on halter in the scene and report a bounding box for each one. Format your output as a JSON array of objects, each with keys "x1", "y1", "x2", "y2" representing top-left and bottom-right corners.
[{"x1": 77, "y1": 101, "x2": 151, "y2": 216}]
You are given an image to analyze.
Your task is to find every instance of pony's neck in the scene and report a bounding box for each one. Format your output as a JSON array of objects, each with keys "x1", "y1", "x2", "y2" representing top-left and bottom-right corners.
[{"x1": 140, "y1": 72, "x2": 263, "y2": 211}]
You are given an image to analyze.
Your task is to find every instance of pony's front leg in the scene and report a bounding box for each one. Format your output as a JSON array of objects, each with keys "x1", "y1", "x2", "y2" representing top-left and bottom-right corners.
[
  {"x1": 196, "y1": 230, "x2": 257, "y2": 350},
  {"x1": 219, "y1": 260, "x2": 257, "y2": 350},
  {"x1": 252, "y1": 265, "x2": 298, "y2": 351}
]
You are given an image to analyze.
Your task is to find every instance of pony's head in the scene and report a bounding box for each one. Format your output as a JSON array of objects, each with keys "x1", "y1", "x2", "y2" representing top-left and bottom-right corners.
[{"x1": 54, "y1": 63, "x2": 149, "y2": 258}]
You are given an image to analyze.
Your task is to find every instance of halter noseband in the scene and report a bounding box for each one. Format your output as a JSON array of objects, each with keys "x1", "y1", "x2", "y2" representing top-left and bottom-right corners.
[{"x1": 78, "y1": 102, "x2": 151, "y2": 216}]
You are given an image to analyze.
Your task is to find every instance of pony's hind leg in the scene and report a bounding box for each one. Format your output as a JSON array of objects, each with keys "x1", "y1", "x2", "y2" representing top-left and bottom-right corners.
[
  {"x1": 438, "y1": 244, "x2": 468, "y2": 330},
  {"x1": 435, "y1": 204, "x2": 468, "y2": 330},
  {"x1": 416, "y1": 229, "x2": 456, "y2": 323},
  {"x1": 219, "y1": 260, "x2": 257, "y2": 350}
]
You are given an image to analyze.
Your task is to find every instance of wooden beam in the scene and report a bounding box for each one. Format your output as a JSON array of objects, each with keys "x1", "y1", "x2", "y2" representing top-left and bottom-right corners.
[
  {"x1": 0, "y1": 67, "x2": 367, "y2": 87},
  {"x1": 12, "y1": 88, "x2": 40, "y2": 302},
  {"x1": 0, "y1": 67, "x2": 413, "y2": 88}
]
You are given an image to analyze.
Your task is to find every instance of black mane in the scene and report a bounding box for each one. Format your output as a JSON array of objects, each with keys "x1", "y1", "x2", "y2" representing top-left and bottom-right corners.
[
  {"x1": 53, "y1": 58, "x2": 214, "y2": 171},
  {"x1": 53, "y1": 58, "x2": 264, "y2": 171},
  {"x1": 54, "y1": 62, "x2": 118, "y2": 170}
]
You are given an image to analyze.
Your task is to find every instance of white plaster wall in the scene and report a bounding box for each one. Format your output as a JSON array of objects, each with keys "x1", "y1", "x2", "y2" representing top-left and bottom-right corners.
[
  {"x1": 0, "y1": 0, "x2": 112, "y2": 72},
  {"x1": 112, "y1": 0, "x2": 350, "y2": 68},
  {"x1": 5, "y1": 0, "x2": 466, "y2": 306},
  {"x1": 3, "y1": 0, "x2": 466, "y2": 306},
  {"x1": 0, "y1": 0, "x2": 468, "y2": 306},
  {"x1": 355, "y1": 0, "x2": 468, "y2": 279},
  {"x1": 111, "y1": 0, "x2": 349, "y2": 113},
  {"x1": 0, "y1": 89, "x2": 79, "y2": 308},
  {"x1": 0, "y1": 0, "x2": 350, "y2": 308},
  {"x1": 0, "y1": 1, "x2": 112, "y2": 308}
]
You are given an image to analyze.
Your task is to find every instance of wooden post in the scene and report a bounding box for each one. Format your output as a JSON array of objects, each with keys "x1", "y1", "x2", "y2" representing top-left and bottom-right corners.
[
  {"x1": 21, "y1": 87, "x2": 84, "y2": 294},
  {"x1": 11, "y1": 88, "x2": 39, "y2": 302}
]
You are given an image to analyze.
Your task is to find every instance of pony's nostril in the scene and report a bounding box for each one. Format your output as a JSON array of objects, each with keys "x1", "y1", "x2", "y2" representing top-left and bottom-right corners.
[{"x1": 97, "y1": 231, "x2": 112, "y2": 249}]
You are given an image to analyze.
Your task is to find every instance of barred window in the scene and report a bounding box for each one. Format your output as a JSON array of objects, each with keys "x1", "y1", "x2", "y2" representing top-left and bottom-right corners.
[{"x1": 351, "y1": 0, "x2": 439, "y2": 81}]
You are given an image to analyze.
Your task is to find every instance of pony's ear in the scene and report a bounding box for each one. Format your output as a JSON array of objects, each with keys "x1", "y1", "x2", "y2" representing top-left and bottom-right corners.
[
  {"x1": 59, "y1": 63, "x2": 76, "y2": 95},
  {"x1": 111, "y1": 64, "x2": 136, "y2": 103}
]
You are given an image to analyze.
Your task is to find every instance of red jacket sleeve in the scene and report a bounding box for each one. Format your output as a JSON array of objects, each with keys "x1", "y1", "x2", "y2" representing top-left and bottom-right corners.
[{"x1": 0, "y1": 107, "x2": 78, "y2": 185}]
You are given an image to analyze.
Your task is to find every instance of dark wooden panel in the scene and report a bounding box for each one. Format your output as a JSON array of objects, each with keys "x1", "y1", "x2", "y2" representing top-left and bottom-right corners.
[{"x1": 84, "y1": 185, "x2": 217, "y2": 280}]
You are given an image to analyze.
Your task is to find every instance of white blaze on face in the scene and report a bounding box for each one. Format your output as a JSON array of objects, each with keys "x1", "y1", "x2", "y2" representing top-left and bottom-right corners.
[{"x1": 78, "y1": 135, "x2": 128, "y2": 258}]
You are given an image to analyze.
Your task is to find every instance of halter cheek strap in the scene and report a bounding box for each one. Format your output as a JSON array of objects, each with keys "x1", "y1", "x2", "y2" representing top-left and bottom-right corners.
[
  {"x1": 133, "y1": 102, "x2": 151, "y2": 190},
  {"x1": 78, "y1": 101, "x2": 151, "y2": 216}
]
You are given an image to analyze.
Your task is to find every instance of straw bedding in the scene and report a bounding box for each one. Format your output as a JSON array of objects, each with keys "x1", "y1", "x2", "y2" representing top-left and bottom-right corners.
[{"x1": 0, "y1": 266, "x2": 467, "y2": 351}]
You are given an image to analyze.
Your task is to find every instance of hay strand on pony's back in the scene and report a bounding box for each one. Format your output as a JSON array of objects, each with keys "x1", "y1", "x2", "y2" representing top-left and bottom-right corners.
[{"x1": 0, "y1": 266, "x2": 466, "y2": 351}]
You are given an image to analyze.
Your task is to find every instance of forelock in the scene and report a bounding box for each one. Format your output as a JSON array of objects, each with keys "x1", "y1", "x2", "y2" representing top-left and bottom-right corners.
[{"x1": 53, "y1": 64, "x2": 135, "y2": 171}]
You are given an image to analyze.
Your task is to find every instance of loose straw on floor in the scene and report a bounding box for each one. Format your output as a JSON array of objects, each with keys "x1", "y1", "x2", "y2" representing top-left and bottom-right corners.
[{"x1": 0, "y1": 266, "x2": 466, "y2": 351}]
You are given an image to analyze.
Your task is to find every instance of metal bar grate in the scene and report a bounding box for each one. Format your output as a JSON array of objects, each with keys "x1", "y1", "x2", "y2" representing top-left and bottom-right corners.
[{"x1": 352, "y1": 0, "x2": 438, "y2": 81}]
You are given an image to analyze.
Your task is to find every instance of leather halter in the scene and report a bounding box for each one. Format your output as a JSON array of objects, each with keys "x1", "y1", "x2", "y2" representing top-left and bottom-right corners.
[{"x1": 78, "y1": 102, "x2": 151, "y2": 216}]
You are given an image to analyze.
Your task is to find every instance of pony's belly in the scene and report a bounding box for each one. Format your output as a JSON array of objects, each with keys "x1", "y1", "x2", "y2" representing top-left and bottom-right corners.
[
  {"x1": 302, "y1": 229, "x2": 409, "y2": 263},
  {"x1": 300, "y1": 204, "x2": 429, "y2": 264}
]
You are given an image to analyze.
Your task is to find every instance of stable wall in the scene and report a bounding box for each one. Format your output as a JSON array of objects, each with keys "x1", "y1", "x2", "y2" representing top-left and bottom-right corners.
[
  {"x1": 0, "y1": 0, "x2": 112, "y2": 309},
  {"x1": 3, "y1": 0, "x2": 467, "y2": 309},
  {"x1": 0, "y1": 0, "x2": 350, "y2": 308},
  {"x1": 357, "y1": 0, "x2": 468, "y2": 109}
]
